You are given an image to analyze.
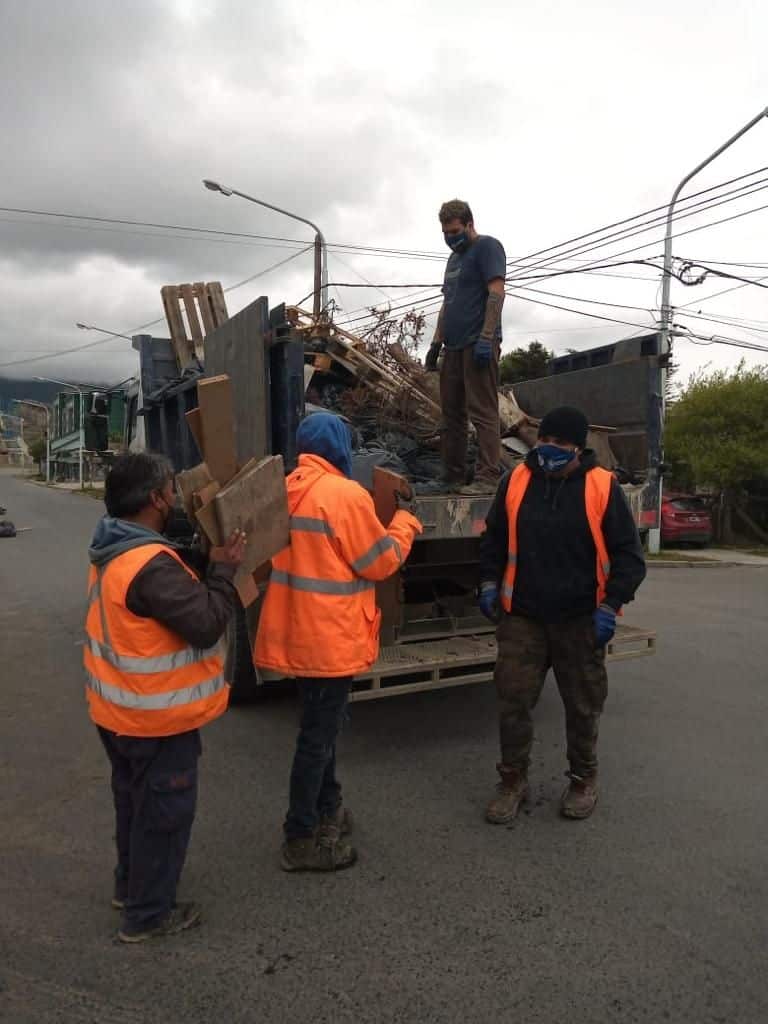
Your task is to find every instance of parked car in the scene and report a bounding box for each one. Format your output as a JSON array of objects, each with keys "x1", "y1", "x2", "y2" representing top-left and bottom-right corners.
[{"x1": 661, "y1": 494, "x2": 712, "y2": 547}]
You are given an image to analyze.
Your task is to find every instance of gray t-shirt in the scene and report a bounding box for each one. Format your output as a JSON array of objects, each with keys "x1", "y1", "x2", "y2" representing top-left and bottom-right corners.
[{"x1": 441, "y1": 235, "x2": 506, "y2": 350}]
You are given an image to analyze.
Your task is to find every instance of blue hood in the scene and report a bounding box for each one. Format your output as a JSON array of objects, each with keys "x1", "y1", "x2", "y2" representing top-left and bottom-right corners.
[
  {"x1": 88, "y1": 516, "x2": 168, "y2": 567},
  {"x1": 296, "y1": 412, "x2": 352, "y2": 478}
]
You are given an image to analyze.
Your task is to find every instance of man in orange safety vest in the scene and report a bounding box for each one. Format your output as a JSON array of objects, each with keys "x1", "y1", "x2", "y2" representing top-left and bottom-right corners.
[
  {"x1": 478, "y1": 407, "x2": 646, "y2": 823},
  {"x1": 255, "y1": 412, "x2": 422, "y2": 872},
  {"x1": 85, "y1": 452, "x2": 245, "y2": 942}
]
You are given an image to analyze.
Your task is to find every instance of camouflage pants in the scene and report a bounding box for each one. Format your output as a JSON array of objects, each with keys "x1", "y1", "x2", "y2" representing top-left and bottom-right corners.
[{"x1": 494, "y1": 613, "x2": 608, "y2": 777}]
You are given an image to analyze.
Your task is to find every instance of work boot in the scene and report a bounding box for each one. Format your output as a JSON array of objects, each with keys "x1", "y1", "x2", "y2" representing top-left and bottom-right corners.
[
  {"x1": 317, "y1": 806, "x2": 353, "y2": 843},
  {"x1": 560, "y1": 771, "x2": 599, "y2": 820},
  {"x1": 280, "y1": 835, "x2": 358, "y2": 872},
  {"x1": 437, "y1": 474, "x2": 463, "y2": 493},
  {"x1": 485, "y1": 765, "x2": 529, "y2": 824},
  {"x1": 117, "y1": 901, "x2": 202, "y2": 943},
  {"x1": 460, "y1": 478, "x2": 498, "y2": 496}
]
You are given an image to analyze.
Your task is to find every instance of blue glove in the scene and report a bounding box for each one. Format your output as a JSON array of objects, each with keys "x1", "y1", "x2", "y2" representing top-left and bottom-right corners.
[
  {"x1": 479, "y1": 582, "x2": 501, "y2": 623},
  {"x1": 473, "y1": 337, "x2": 492, "y2": 368},
  {"x1": 593, "y1": 604, "x2": 616, "y2": 648}
]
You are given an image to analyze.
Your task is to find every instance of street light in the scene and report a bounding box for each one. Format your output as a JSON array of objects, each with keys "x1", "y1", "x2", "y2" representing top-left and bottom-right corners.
[
  {"x1": 76, "y1": 322, "x2": 133, "y2": 341},
  {"x1": 34, "y1": 376, "x2": 87, "y2": 489},
  {"x1": 649, "y1": 105, "x2": 768, "y2": 553},
  {"x1": 203, "y1": 178, "x2": 328, "y2": 318},
  {"x1": 15, "y1": 399, "x2": 51, "y2": 483}
]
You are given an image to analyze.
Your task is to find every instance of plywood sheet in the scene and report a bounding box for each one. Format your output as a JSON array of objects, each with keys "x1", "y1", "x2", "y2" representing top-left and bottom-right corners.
[
  {"x1": 214, "y1": 455, "x2": 288, "y2": 575},
  {"x1": 197, "y1": 375, "x2": 237, "y2": 484}
]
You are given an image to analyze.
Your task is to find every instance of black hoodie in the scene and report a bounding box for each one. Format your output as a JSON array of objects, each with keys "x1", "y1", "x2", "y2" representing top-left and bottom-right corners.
[{"x1": 479, "y1": 449, "x2": 646, "y2": 622}]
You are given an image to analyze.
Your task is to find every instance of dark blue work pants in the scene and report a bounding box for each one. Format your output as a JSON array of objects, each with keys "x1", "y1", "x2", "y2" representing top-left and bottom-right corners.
[
  {"x1": 97, "y1": 726, "x2": 201, "y2": 932},
  {"x1": 284, "y1": 677, "x2": 351, "y2": 841}
]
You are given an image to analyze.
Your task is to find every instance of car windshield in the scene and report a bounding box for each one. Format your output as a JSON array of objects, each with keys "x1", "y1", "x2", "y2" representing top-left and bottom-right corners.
[{"x1": 669, "y1": 497, "x2": 707, "y2": 512}]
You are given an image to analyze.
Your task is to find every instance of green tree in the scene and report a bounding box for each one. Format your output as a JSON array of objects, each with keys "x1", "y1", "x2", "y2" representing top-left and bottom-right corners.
[{"x1": 499, "y1": 341, "x2": 553, "y2": 386}]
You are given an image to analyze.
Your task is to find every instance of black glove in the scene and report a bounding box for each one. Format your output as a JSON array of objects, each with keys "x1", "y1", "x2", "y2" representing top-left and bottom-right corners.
[
  {"x1": 425, "y1": 341, "x2": 442, "y2": 372},
  {"x1": 394, "y1": 487, "x2": 417, "y2": 515}
]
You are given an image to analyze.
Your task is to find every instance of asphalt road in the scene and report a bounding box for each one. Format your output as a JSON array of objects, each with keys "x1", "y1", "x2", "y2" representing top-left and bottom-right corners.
[{"x1": 1, "y1": 470, "x2": 766, "y2": 1024}]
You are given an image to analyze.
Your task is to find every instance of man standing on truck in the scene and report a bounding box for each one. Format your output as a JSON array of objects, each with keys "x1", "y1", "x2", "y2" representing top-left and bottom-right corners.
[
  {"x1": 84, "y1": 452, "x2": 246, "y2": 942},
  {"x1": 255, "y1": 412, "x2": 422, "y2": 872},
  {"x1": 424, "y1": 199, "x2": 507, "y2": 494},
  {"x1": 477, "y1": 407, "x2": 646, "y2": 823}
]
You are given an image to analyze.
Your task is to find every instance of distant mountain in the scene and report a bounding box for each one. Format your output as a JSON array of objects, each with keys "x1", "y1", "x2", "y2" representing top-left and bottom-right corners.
[{"x1": 0, "y1": 377, "x2": 61, "y2": 412}]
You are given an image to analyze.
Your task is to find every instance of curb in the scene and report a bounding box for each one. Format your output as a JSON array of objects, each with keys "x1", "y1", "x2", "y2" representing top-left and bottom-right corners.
[{"x1": 648, "y1": 560, "x2": 766, "y2": 569}]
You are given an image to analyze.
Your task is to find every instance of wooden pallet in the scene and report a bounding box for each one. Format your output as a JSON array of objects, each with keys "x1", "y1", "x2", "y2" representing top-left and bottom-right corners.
[
  {"x1": 161, "y1": 281, "x2": 229, "y2": 368},
  {"x1": 350, "y1": 625, "x2": 656, "y2": 702}
]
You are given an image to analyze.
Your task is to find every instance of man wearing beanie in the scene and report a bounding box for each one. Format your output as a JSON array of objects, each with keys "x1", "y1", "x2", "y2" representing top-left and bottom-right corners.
[{"x1": 478, "y1": 406, "x2": 646, "y2": 822}]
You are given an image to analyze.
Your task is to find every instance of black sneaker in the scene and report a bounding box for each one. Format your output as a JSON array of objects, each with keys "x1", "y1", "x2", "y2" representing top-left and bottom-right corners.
[{"x1": 117, "y1": 901, "x2": 202, "y2": 943}]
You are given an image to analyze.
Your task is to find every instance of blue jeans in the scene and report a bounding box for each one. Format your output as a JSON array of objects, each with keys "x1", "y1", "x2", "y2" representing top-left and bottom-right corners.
[
  {"x1": 98, "y1": 727, "x2": 201, "y2": 933},
  {"x1": 285, "y1": 677, "x2": 351, "y2": 840}
]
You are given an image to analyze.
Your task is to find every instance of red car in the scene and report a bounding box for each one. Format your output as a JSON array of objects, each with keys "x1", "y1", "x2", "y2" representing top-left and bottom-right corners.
[{"x1": 661, "y1": 494, "x2": 712, "y2": 547}]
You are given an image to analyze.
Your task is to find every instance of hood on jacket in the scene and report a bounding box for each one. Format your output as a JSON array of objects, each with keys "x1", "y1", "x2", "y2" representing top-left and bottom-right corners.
[
  {"x1": 88, "y1": 516, "x2": 168, "y2": 567},
  {"x1": 296, "y1": 412, "x2": 352, "y2": 478}
]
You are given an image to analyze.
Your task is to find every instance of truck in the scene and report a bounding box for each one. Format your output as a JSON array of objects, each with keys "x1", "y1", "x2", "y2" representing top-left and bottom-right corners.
[{"x1": 124, "y1": 294, "x2": 656, "y2": 704}]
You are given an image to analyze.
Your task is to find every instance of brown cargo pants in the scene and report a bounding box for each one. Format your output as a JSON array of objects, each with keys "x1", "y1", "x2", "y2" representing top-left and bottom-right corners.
[
  {"x1": 439, "y1": 344, "x2": 501, "y2": 485},
  {"x1": 494, "y1": 613, "x2": 608, "y2": 777}
]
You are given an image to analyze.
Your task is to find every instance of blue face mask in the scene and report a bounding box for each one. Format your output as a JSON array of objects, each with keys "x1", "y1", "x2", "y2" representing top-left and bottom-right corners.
[
  {"x1": 444, "y1": 230, "x2": 469, "y2": 253},
  {"x1": 537, "y1": 443, "x2": 577, "y2": 474}
]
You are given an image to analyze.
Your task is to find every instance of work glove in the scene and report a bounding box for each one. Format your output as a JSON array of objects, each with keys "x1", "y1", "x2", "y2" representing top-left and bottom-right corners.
[
  {"x1": 473, "y1": 336, "x2": 493, "y2": 369},
  {"x1": 425, "y1": 340, "x2": 442, "y2": 372},
  {"x1": 593, "y1": 604, "x2": 617, "y2": 648},
  {"x1": 478, "y1": 582, "x2": 501, "y2": 624},
  {"x1": 394, "y1": 486, "x2": 417, "y2": 516}
]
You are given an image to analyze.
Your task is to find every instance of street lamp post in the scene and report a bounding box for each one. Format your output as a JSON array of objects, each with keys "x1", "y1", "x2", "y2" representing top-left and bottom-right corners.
[
  {"x1": 649, "y1": 105, "x2": 768, "y2": 554},
  {"x1": 16, "y1": 399, "x2": 51, "y2": 483},
  {"x1": 202, "y1": 179, "x2": 328, "y2": 318},
  {"x1": 35, "y1": 377, "x2": 88, "y2": 489}
]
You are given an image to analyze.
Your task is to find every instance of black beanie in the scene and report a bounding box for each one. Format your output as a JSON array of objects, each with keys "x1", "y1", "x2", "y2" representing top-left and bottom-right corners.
[{"x1": 538, "y1": 406, "x2": 589, "y2": 448}]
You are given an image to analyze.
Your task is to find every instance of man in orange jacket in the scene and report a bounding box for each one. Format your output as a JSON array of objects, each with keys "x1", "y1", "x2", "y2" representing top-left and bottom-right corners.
[
  {"x1": 85, "y1": 453, "x2": 245, "y2": 942},
  {"x1": 255, "y1": 412, "x2": 422, "y2": 871}
]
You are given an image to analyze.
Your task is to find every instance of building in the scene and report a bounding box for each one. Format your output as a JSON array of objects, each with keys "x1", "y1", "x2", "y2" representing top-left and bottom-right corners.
[
  {"x1": 0, "y1": 411, "x2": 32, "y2": 467},
  {"x1": 49, "y1": 388, "x2": 127, "y2": 482}
]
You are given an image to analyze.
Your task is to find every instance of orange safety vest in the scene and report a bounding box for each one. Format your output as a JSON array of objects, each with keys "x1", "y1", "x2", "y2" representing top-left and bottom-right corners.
[
  {"x1": 500, "y1": 464, "x2": 613, "y2": 613},
  {"x1": 83, "y1": 544, "x2": 228, "y2": 737},
  {"x1": 255, "y1": 454, "x2": 422, "y2": 678}
]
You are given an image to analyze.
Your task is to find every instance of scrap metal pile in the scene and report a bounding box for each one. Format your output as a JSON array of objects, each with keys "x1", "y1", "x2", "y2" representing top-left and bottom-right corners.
[{"x1": 289, "y1": 306, "x2": 617, "y2": 491}]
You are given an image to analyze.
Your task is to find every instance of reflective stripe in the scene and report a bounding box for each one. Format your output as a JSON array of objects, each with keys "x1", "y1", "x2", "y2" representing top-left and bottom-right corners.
[
  {"x1": 290, "y1": 515, "x2": 334, "y2": 537},
  {"x1": 270, "y1": 569, "x2": 374, "y2": 595},
  {"x1": 507, "y1": 553, "x2": 517, "y2": 566},
  {"x1": 502, "y1": 583, "x2": 514, "y2": 599},
  {"x1": 351, "y1": 536, "x2": 398, "y2": 573},
  {"x1": 603, "y1": 561, "x2": 611, "y2": 575},
  {"x1": 86, "y1": 635, "x2": 220, "y2": 674},
  {"x1": 86, "y1": 671, "x2": 226, "y2": 710},
  {"x1": 87, "y1": 578, "x2": 101, "y2": 605}
]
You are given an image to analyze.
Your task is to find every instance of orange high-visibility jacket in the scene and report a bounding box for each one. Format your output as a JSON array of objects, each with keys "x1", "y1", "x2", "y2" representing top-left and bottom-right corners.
[
  {"x1": 501, "y1": 464, "x2": 613, "y2": 613},
  {"x1": 84, "y1": 544, "x2": 228, "y2": 737},
  {"x1": 255, "y1": 454, "x2": 422, "y2": 677}
]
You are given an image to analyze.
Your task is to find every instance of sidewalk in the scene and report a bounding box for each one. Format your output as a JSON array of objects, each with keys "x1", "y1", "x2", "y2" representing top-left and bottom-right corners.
[{"x1": 652, "y1": 547, "x2": 768, "y2": 567}]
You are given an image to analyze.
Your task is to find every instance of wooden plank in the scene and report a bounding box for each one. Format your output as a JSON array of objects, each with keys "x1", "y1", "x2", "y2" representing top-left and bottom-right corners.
[
  {"x1": 194, "y1": 282, "x2": 216, "y2": 335},
  {"x1": 234, "y1": 571, "x2": 260, "y2": 608},
  {"x1": 214, "y1": 455, "x2": 289, "y2": 575},
  {"x1": 185, "y1": 407, "x2": 204, "y2": 454},
  {"x1": 208, "y1": 281, "x2": 229, "y2": 326},
  {"x1": 181, "y1": 284, "x2": 204, "y2": 361},
  {"x1": 193, "y1": 482, "x2": 222, "y2": 545},
  {"x1": 175, "y1": 462, "x2": 212, "y2": 521},
  {"x1": 373, "y1": 466, "x2": 409, "y2": 527},
  {"x1": 197, "y1": 375, "x2": 238, "y2": 485},
  {"x1": 161, "y1": 285, "x2": 194, "y2": 368},
  {"x1": 204, "y1": 297, "x2": 270, "y2": 467}
]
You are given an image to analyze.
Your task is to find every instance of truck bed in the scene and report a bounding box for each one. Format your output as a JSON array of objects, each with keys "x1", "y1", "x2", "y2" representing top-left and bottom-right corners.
[{"x1": 350, "y1": 624, "x2": 656, "y2": 701}]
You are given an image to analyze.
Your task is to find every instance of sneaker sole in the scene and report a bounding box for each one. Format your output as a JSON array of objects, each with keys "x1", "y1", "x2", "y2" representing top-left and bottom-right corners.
[{"x1": 117, "y1": 908, "x2": 202, "y2": 943}]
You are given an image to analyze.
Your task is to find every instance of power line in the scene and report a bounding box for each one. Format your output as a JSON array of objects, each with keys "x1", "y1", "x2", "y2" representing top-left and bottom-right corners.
[
  {"x1": 0, "y1": 245, "x2": 313, "y2": 370},
  {"x1": 507, "y1": 291, "x2": 657, "y2": 332}
]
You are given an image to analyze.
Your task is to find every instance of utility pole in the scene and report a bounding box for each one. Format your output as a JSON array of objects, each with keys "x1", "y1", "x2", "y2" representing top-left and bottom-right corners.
[{"x1": 650, "y1": 105, "x2": 768, "y2": 554}]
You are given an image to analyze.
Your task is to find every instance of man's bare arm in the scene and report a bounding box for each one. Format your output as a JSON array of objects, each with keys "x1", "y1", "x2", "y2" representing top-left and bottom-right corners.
[{"x1": 480, "y1": 279, "x2": 505, "y2": 340}]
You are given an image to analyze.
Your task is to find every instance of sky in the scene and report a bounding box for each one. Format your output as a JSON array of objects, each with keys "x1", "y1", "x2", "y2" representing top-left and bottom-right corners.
[{"x1": 2, "y1": 0, "x2": 768, "y2": 389}]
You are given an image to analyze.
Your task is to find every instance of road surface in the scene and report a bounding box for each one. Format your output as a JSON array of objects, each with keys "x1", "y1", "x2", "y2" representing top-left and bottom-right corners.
[{"x1": 1, "y1": 470, "x2": 766, "y2": 1024}]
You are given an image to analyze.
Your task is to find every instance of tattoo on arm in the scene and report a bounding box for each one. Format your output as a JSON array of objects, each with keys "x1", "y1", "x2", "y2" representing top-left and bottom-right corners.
[{"x1": 480, "y1": 290, "x2": 504, "y2": 340}]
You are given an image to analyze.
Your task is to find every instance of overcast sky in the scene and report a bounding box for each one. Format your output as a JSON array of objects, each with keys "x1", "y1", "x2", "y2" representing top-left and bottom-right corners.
[{"x1": 2, "y1": 0, "x2": 767, "y2": 388}]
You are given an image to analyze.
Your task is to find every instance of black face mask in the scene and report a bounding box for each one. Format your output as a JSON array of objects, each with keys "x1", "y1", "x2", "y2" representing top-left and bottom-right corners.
[{"x1": 444, "y1": 230, "x2": 470, "y2": 253}]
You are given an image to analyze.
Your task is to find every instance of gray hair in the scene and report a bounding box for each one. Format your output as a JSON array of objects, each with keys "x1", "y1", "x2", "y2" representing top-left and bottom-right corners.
[{"x1": 104, "y1": 452, "x2": 174, "y2": 518}]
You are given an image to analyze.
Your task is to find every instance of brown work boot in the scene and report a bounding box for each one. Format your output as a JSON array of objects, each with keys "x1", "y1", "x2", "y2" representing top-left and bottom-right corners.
[
  {"x1": 485, "y1": 765, "x2": 529, "y2": 824},
  {"x1": 560, "y1": 771, "x2": 599, "y2": 819},
  {"x1": 280, "y1": 835, "x2": 357, "y2": 872},
  {"x1": 460, "y1": 478, "x2": 498, "y2": 496},
  {"x1": 317, "y1": 806, "x2": 353, "y2": 843}
]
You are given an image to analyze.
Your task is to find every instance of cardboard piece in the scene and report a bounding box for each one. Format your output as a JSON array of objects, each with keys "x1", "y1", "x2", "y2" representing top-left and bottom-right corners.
[
  {"x1": 176, "y1": 463, "x2": 212, "y2": 522},
  {"x1": 193, "y1": 482, "x2": 222, "y2": 546},
  {"x1": 372, "y1": 466, "x2": 410, "y2": 527},
  {"x1": 197, "y1": 375, "x2": 237, "y2": 485},
  {"x1": 234, "y1": 570, "x2": 260, "y2": 608},
  {"x1": 214, "y1": 455, "x2": 289, "y2": 576},
  {"x1": 185, "y1": 407, "x2": 204, "y2": 455}
]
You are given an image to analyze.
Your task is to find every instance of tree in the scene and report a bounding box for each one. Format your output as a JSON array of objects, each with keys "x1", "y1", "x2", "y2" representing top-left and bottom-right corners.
[
  {"x1": 499, "y1": 341, "x2": 552, "y2": 386},
  {"x1": 665, "y1": 363, "x2": 768, "y2": 540}
]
